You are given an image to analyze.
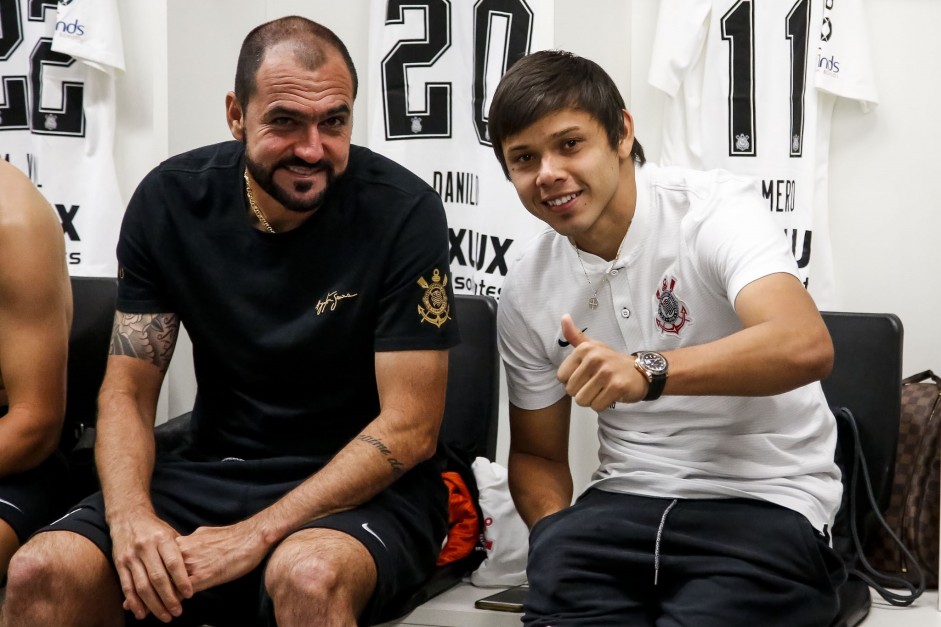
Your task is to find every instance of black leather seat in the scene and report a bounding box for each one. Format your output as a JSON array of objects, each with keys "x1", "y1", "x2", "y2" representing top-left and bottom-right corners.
[
  {"x1": 820, "y1": 311, "x2": 904, "y2": 627},
  {"x1": 62, "y1": 276, "x2": 118, "y2": 502}
]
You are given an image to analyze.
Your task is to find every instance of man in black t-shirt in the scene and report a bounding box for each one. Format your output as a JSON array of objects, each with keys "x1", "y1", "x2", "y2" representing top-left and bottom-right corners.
[{"x1": 2, "y1": 16, "x2": 458, "y2": 627}]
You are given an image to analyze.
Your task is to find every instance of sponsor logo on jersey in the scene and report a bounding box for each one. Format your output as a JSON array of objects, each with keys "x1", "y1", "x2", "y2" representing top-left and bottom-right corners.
[
  {"x1": 417, "y1": 268, "x2": 451, "y2": 328},
  {"x1": 816, "y1": 52, "x2": 840, "y2": 76},
  {"x1": 655, "y1": 275, "x2": 692, "y2": 336},
  {"x1": 55, "y1": 18, "x2": 86, "y2": 38}
]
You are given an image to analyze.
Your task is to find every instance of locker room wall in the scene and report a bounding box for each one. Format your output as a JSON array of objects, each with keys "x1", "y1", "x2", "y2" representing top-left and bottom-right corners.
[{"x1": 112, "y1": 1, "x2": 941, "y2": 492}]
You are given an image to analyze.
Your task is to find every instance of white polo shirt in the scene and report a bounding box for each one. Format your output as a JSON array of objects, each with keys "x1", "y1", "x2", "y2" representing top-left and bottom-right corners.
[{"x1": 498, "y1": 162, "x2": 842, "y2": 531}]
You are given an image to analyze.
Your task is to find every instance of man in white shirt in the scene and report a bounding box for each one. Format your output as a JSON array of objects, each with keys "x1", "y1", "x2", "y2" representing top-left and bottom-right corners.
[{"x1": 487, "y1": 50, "x2": 845, "y2": 626}]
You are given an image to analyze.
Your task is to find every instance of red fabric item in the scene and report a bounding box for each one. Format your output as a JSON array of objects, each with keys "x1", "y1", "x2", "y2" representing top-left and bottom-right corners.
[{"x1": 436, "y1": 471, "x2": 481, "y2": 566}]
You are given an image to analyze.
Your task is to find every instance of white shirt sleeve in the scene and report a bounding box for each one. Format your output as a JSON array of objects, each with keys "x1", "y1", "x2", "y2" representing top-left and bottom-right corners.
[
  {"x1": 52, "y1": 0, "x2": 125, "y2": 74},
  {"x1": 497, "y1": 267, "x2": 567, "y2": 411},
  {"x1": 647, "y1": 0, "x2": 712, "y2": 96},
  {"x1": 813, "y1": 0, "x2": 878, "y2": 110}
]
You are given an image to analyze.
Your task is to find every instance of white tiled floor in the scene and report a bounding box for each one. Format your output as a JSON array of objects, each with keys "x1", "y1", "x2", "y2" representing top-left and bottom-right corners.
[
  {"x1": 2, "y1": 582, "x2": 935, "y2": 625},
  {"x1": 379, "y1": 584, "x2": 941, "y2": 627},
  {"x1": 865, "y1": 589, "x2": 941, "y2": 626}
]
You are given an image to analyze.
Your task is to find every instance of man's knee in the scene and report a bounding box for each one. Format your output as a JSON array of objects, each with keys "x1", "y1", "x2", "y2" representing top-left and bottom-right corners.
[
  {"x1": 4, "y1": 532, "x2": 113, "y2": 613},
  {"x1": 265, "y1": 530, "x2": 376, "y2": 612},
  {"x1": 5, "y1": 536, "x2": 63, "y2": 598},
  {"x1": 267, "y1": 551, "x2": 344, "y2": 604},
  {"x1": 527, "y1": 508, "x2": 582, "y2": 572}
]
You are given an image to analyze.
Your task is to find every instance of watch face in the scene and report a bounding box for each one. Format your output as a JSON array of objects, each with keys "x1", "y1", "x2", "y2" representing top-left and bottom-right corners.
[{"x1": 639, "y1": 352, "x2": 668, "y2": 374}]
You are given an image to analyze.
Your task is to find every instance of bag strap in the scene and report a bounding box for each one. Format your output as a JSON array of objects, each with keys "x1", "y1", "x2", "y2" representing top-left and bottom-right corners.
[
  {"x1": 836, "y1": 407, "x2": 926, "y2": 606},
  {"x1": 902, "y1": 370, "x2": 941, "y2": 387}
]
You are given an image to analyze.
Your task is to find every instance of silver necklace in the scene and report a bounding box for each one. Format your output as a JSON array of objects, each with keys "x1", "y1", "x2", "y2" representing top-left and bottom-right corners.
[{"x1": 572, "y1": 238, "x2": 624, "y2": 310}]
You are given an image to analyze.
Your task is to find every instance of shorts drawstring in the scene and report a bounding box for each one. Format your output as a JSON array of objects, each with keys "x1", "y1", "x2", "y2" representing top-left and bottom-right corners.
[{"x1": 654, "y1": 499, "x2": 678, "y2": 585}]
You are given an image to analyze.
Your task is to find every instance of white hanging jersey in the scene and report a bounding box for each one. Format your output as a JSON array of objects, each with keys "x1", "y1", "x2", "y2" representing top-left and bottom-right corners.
[
  {"x1": 0, "y1": 0, "x2": 125, "y2": 277},
  {"x1": 648, "y1": 0, "x2": 877, "y2": 309},
  {"x1": 366, "y1": 0, "x2": 553, "y2": 301}
]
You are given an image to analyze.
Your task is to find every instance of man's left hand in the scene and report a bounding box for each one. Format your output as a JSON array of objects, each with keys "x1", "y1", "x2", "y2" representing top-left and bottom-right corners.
[
  {"x1": 556, "y1": 314, "x2": 646, "y2": 410},
  {"x1": 176, "y1": 520, "x2": 271, "y2": 593}
]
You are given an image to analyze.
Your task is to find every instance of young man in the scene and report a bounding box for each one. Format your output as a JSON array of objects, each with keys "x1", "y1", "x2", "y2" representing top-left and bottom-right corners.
[
  {"x1": 487, "y1": 50, "x2": 845, "y2": 626},
  {"x1": 0, "y1": 161, "x2": 72, "y2": 580},
  {"x1": 2, "y1": 16, "x2": 457, "y2": 627}
]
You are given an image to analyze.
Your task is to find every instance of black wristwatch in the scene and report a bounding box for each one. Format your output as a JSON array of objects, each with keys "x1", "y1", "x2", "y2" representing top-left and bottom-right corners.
[{"x1": 632, "y1": 351, "x2": 669, "y2": 401}]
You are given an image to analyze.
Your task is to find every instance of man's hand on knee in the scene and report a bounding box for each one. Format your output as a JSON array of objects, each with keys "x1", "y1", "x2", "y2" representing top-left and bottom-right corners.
[
  {"x1": 176, "y1": 518, "x2": 271, "y2": 594},
  {"x1": 109, "y1": 511, "x2": 193, "y2": 622}
]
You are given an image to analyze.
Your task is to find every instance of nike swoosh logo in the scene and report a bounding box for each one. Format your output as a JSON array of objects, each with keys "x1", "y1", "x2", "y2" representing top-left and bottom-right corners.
[
  {"x1": 361, "y1": 522, "x2": 387, "y2": 549},
  {"x1": 0, "y1": 497, "x2": 23, "y2": 514},
  {"x1": 48, "y1": 507, "x2": 85, "y2": 526},
  {"x1": 558, "y1": 328, "x2": 588, "y2": 347}
]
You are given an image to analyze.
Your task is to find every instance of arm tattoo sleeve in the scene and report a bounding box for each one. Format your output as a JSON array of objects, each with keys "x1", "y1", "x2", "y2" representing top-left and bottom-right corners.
[
  {"x1": 357, "y1": 434, "x2": 406, "y2": 477},
  {"x1": 109, "y1": 312, "x2": 180, "y2": 373}
]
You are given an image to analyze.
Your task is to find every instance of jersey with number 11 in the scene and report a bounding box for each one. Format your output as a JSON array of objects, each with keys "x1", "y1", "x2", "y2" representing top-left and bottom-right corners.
[{"x1": 648, "y1": 0, "x2": 878, "y2": 309}]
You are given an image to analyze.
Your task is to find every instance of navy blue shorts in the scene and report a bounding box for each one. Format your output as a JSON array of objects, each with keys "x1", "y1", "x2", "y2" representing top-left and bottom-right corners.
[
  {"x1": 41, "y1": 448, "x2": 448, "y2": 626},
  {"x1": 524, "y1": 489, "x2": 845, "y2": 627}
]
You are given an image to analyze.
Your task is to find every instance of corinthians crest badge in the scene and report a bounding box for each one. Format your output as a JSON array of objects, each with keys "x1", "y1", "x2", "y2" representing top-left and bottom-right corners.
[
  {"x1": 417, "y1": 269, "x2": 451, "y2": 328},
  {"x1": 655, "y1": 275, "x2": 692, "y2": 336}
]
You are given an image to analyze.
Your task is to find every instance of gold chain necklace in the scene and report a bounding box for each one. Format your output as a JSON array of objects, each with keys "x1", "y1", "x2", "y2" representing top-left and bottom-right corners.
[
  {"x1": 243, "y1": 167, "x2": 275, "y2": 234},
  {"x1": 572, "y1": 231, "x2": 627, "y2": 310}
]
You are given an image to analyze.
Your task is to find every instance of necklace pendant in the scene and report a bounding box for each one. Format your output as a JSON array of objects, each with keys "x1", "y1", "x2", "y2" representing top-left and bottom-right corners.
[{"x1": 588, "y1": 296, "x2": 599, "y2": 310}]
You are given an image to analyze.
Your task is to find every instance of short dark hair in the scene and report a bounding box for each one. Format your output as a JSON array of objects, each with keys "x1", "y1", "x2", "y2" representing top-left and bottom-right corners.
[
  {"x1": 488, "y1": 50, "x2": 645, "y2": 177},
  {"x1": 234, "y1": 16, "x2": 358, "y2": 111}
]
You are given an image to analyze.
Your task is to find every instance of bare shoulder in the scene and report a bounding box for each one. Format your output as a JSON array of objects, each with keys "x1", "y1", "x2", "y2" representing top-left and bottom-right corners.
[
  {"x1": 0, "y1": 160, "x2": 63, "y2": 236},
  {"x1": 0, "y1": 160, "x2": 71, "y2": 315}
]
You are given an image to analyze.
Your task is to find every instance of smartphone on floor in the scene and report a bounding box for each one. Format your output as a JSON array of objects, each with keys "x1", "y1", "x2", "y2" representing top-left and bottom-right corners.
[{"x1": 474, "y1": 584, "x2": 529, "y2": 612}]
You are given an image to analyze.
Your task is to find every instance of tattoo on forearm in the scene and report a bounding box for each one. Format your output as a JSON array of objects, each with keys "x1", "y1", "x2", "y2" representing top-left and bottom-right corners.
[
  {"x1": 357, "y1": 434, "x2": 406, "y2": 477},
  {"x1": 109, "y1": 312, "x2": 180, "y2": 373}
]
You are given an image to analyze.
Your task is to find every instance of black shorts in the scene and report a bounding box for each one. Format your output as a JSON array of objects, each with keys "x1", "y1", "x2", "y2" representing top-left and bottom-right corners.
[
  {"x1": 40, "y1": 448, "x2": 448, "y2": 626},
  {"x1": 0, "y1": 450, "x2": 68, "y2": 544},
  {"x1": 524, "y1": 489, "x2": 845, "y2": 627}
]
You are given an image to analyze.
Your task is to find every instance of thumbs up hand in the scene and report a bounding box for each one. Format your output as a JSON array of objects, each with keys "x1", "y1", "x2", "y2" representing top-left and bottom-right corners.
[
  {"x1": 560, "y1": 314, "x2": 588, "y2": 349},
  {"x1": 557, "y1": 314, "x2": 647, "y2": 410}
]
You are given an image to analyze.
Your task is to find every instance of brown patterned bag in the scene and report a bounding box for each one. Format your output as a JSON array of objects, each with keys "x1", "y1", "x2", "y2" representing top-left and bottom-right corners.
[{"x1": 866, "y1": 370, "x2": 941, "y2": 588}]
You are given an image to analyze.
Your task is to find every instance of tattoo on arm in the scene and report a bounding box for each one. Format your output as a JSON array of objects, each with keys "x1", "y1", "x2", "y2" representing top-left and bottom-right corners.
[
  {"x1": 109, "y1": 312, "x2": 180, "y2": 373},
  {"x1": 357, "y1": 434, "x2": 406, "y2": 477}
]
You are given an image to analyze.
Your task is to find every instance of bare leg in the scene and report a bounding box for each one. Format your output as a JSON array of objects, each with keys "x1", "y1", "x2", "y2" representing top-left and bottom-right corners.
[
  {"x1": 265, "y1": 528, "x2": 377, "y2": 627},
  {"x1": 1, "y1": 530, "x2": 124, "y2": 627},
  {"x1": 0, "y1": 519, "x2": 20, "y2": 580}
]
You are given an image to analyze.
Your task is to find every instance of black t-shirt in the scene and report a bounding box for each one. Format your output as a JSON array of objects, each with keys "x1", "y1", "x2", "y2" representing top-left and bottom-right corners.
[{"x1": 117, "y1": 142, "x2": 459, "y2": 459}]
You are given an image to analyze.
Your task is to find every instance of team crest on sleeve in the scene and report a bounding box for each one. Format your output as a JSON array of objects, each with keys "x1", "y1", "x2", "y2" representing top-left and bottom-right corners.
[
  {"x1": 417, "y1": 268, "x2": 451, "y2": 328},
  {"x1": 655, "y1": 275, "x2": 692, "y2": 336}
]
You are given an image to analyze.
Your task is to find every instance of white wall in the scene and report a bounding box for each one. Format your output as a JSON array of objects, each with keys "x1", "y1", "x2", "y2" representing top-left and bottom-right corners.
[{"x1": 114, "y1": 1, "x2": 940, "y2": 491}]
